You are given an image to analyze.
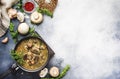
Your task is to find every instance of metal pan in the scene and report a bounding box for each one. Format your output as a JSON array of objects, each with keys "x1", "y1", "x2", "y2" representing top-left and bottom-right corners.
[{"x1": 0, "y1": 36, "x2": 54, "y2": 79}]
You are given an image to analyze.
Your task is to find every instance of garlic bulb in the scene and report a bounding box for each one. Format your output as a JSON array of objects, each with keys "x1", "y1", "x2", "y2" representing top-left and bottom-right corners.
[
  {"x1": 18, "y1": 23, "x2": 29, "y2": 35},
  {"x1": 39, "y1": 68, "x2": 48, "y2": 78},
  {"x1": 17, "y1": 12, "x2": 25, "y2": 22},
  {"x1": 31, "y1": 11, "x2": 43, "y2": 24},
  {"x1": 49, "y1": 67, "x2": 59, "y2": 77}
]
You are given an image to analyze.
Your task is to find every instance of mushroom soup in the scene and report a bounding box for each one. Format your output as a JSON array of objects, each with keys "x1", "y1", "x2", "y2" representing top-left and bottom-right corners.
[{"x1": 15, "y1": 37, "x2": 48, "y2": 70}]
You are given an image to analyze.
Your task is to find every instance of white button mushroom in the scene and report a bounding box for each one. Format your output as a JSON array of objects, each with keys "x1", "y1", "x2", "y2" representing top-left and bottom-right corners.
[
  {"x1": 17, "y1": 12, "x2": 25, "y2": 22},
  {"x1": 30, "y1": 11, "x2": 43, "y2": 24},
  {"x1": 39, "y1": 68, "x2": 48, "y2": 78},
  {"x1": 8, "y1": 8, "x2": 17, "y2": 19},
  {"x1": 49, "y1": 67, "x2": 59, "y2": 77},
  {"x1": 18, "y1": 23, "x2": 29, "y2": 35}
]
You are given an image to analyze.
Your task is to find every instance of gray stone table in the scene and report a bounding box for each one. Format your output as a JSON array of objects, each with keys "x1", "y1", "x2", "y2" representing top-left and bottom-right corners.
[{"x1": 0, "y1": 0, "x2": 120, "y2": 79}]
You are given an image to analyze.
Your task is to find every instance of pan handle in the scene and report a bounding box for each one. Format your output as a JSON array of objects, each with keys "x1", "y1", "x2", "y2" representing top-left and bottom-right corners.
[
  {"x1": 0, "y1": 68, "x2": 13, "y2": 79},
  {"x1": 0, "y1": 63, "x2": 19, "y2": 79}
]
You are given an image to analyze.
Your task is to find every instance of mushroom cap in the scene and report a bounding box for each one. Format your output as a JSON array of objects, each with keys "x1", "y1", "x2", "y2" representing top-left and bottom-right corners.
[
  {"x1": 18, "y1": 23, "x2": 29, "y2": 35},
  {"x1": 30, "y1": 11, "x2": 43, "y2": 24},
  {"x1": 17, "y1": 12, "x2": 25, "y2": 22},
  {"x1": 39, "y1": 68, "x2": 48, "y2": 78},
  {"x1": 49, "y1": 66, "x2": 59, "y2": 77},
  {"x1": 8, "y1": 8, "x2": 17, "y2": 19}
]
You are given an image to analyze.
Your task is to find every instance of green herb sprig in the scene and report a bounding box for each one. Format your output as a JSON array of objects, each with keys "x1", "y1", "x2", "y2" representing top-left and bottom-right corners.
[
  {"x1": 37, "y1": 8, "x2": 53, "y2": 18},
  {"x1": 57, "y1": 65, "x2": 70, "y2": 79},
  {"x1": 29, "y1": 27, "x2": 39, "y2": 37},
  {"x1": 10, "y1": 50, "x2": 24, "y2": 65},
  {"x1": 15, "y1": 0, "x2": 24, "y2": 12},
  {"x1": 9, "y1": 22, "x2": 18, "y2": 43},
  {"x1": 10, "y1": 22, "x2": 39, "y2": 43},
  {"x1": 41, "y1": 65, "x2": 70, "y2": 79}
]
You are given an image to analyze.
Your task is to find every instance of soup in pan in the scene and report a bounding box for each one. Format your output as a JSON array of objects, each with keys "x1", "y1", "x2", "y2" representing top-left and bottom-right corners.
[{"x1": 15, "y1": 37, "x2": 48, "y2": 71}]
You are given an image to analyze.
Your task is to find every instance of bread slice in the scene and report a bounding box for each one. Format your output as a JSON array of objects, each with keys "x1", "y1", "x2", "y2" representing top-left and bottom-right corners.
[{"x1": 35, "y1": 0, "x2": 58, "y2": 17}]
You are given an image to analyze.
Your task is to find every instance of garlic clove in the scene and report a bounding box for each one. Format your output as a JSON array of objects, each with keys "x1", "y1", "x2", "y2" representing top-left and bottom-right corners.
[
  {"x1": 2, "y1": 37, "x2": 9, "y2": 44},
  {"x1": 39, "y1": 68, "x2": 48, "y2": 78}
]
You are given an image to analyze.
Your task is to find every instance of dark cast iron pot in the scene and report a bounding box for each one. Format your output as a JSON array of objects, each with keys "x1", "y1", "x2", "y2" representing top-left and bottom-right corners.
[
  {"x1": 14, "y1": 36, "x2": 50, "y2": 72},
  {"x1": 0, "y1": 36, "x2": 55, "y2": 79}
]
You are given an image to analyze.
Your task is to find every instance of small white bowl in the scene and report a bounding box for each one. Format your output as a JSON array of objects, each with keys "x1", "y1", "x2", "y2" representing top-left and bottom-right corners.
[{"x1": 23, "y1": 0, "x2": 36, "y2": 14}]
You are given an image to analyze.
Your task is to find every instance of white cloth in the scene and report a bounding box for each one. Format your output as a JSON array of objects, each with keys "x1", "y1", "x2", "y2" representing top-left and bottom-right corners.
[{"x1": 0, "y1": 0, "x2": 18, "y2": 37}]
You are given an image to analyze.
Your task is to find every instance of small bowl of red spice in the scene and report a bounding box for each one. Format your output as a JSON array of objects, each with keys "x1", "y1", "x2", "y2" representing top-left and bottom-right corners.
[{"x1": 23, "y1": 0, "x2": 36, "y2": 13}]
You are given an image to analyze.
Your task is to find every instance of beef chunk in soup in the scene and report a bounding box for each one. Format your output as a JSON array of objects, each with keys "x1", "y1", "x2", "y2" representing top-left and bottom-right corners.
[{"x1": 23, "y1": 54, "x2": 27, "y2": 60}]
